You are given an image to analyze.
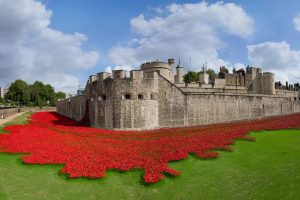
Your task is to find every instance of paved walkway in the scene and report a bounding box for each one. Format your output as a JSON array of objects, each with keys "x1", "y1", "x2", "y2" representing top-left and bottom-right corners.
[{"x1": 0, "y1": 112, "x2": 24, "y2": 126}]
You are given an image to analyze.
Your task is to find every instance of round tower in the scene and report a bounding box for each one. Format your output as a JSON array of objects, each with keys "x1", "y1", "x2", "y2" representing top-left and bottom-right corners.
[
  {"x1": 262, "y1": 72, "x2": 275, "y2": 95},
  {"x1": 141, "y1": 58, "x2": 174, "y2": 82},
  {"x1": 175, "y1": 60, "x2": 184, "y2": 84}
]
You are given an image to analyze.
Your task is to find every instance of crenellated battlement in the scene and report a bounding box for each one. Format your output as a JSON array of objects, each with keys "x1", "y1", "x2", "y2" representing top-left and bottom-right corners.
[
  {"x1": 57, "y1": 58, "x2": 300, "y2": 130},
  {"x1": 141, "y1": 61, "x2": 172, "y2": 70},
  {"x1": 90, "y1": 69, "x2": 160, "y2": 84},
  {"x1": 97, "y1": 72, "x2": 111, "y2": 82},
  {"x1": 88, "y1": 61, "x2": 295, "y2": 98}
]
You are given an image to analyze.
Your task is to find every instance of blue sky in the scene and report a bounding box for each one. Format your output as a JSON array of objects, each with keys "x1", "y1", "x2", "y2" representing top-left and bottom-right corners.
[{"x1": 1, "y1": 0, "x2": 300, "y2": 93}]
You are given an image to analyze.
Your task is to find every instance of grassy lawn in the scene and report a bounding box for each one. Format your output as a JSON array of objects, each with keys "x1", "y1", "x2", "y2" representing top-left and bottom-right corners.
[{"x1": 0, "y1": 113, "x2": 299, "y2": 200}]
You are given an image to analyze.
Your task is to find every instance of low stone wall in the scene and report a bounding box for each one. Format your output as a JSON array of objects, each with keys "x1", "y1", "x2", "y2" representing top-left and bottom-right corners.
[
  {"x1": 0, "y1": 107, "x2": 19, "y2": 119},
  {"x1": 20, "y1": 107, "x2": 57, "y2": 112},
  {"x1": 0, "y1": 106, "x2": 56, "y2": 119},
  {"x1": 276, "y1": 89, "x2": 298, "y2": 98}
]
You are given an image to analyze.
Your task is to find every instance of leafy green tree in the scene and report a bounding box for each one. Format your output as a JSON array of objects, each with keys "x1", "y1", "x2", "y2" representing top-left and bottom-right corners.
[
  {"x1": 183, "y1": 71, "x2": 198, "y2": 83},
  {"x1": 30, "y1": 81, "x2": 56, "y2": 107},
  {"x1": 5, "y1": 79, "x2": 30, "y2": 106},
  {"x1": 183, "y1": 69, "x2": 216, "y2": 83},
  {"x1": 30, "y1": 81, "x2": 42, "y2": 107},
  {"x1": 43, "y1": 84, "x2": 56, "y2": 106},
  {"x1": 5, "y1": 79, "x2": 67, "y2": 107},
  {"x1": 55, "y1": 91, "x2": 66, "y2": 100},
  {"x1": 0, "y1": 97, "x2": 4, "y2": 106}
]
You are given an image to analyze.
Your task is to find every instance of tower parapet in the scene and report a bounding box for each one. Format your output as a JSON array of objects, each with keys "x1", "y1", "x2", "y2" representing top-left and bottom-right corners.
[
  {"x1": 97, "y1": 72, "x2": 111, "y2": 81},
  {"x1": 141, "y1": 59, "x2": 174, "y2": 82},
  {"x1": 113, "y1": 70, "x2": 126, "y2": 79},
  {"x1": 259, "y1": 72, "x2": 275, "y2": 95},
  {"x1": 130, "y1": 70, "x2": 144, "y2": 80},
  {"x1": 199, "y1": 67, "x2": 209, "y2": 84},
  {"x1": 89, "y1": 75, "x2": 97, "y2": 83}
]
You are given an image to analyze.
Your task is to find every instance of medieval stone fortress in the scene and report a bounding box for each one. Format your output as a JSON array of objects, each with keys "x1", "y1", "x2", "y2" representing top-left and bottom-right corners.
[{"x1": 57, "y1": 59, "x2": 300, "y2": 130}]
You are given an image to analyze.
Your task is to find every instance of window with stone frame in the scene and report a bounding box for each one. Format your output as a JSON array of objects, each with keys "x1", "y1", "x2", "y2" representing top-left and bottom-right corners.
[
  {"x1": 150, "y1": 93, "x2": 159, "y2": 100},
  {"x1": 137, "y1": 94, "x2": 146, "y2": 99},
  {"x1": 122, "y1": 94, "x2": 131, "y2": 100}
]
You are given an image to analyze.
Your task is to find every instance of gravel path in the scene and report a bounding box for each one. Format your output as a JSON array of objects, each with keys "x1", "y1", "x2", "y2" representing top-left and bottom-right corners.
[{"x1": 0, "y1": 112, "x2": 24, "y2": 126}]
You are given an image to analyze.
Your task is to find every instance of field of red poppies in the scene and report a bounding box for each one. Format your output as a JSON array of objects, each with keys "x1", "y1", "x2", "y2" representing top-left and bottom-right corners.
[{"x1": 0, "y1": 112, "x2": 300, "y2": 183}]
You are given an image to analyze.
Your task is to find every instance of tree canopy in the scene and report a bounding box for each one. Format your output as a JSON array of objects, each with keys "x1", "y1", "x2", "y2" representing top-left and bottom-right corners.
[
  {"x1": 183, "y1": 71, "x2": 198, "y2": 83},
  {"x1": 5, "y1": 79, "x2": 30, "y2": 106},
  {"x1": 4, "y1": 80, "x2": 66, "y2": 107},
  {"x1": 55, "y1": 91, "x2": 66, "y2": 100},
  {"x1": 183, "y1": 69, "x2": 216, "y2": 83}
]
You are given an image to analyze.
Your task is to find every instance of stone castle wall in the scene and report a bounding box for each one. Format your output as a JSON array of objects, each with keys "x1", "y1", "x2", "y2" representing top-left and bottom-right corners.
[
  {"x1": 56, "y1": 71, "x2": 300, "y2": 130},
  {"x1": 157, "y1": 76, "x2": 186, "y2": 127},
  {"x1": 56, "y1": 59, "x2": 300, "y2": 130},
  {"x1": 0, "y1": 107, "x2": 57, "y2": 119},
  {"x1": 56, "y1": 95, "x2": 86, "y2": 121},
  {"x1": 184, "y1": 94, "x2": 300, "y2": 127}
]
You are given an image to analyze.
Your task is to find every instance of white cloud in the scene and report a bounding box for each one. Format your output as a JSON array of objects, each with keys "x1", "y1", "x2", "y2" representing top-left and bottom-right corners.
[
  {"x1": 0, "y1": 0, "x2": 99, "y2": 93},
  {"x1": 105, "y1": 65, "x2": 133, "y2": 77},
  {"x1": 105, "y1": 66, "x2": 113, "y2": 73},
  {"x1": 148, "y1": 6, "x2": 164, "y2": 15},
  {"x1": 247, "y1": 41, "x2": 300, "y2": 83},
  {"x1": 234, "y1": 63, "x2": 246, "y2": 69},
  {"x1": 294, "y1": 14, "x2": 300, "y2": 32},
  {"x1": 108, "y1": 1, "x2": 254, "y2": 72}
]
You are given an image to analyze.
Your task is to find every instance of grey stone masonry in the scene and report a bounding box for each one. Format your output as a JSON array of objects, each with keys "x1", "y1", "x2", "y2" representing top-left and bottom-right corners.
[{"x1": 57, "y1": 59, "x2": 300, "y2": 130}]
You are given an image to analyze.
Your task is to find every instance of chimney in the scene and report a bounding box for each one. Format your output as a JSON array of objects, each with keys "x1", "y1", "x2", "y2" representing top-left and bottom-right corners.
[{"x1": 168, "y1": 58, "x2": 175, "y2": 66}]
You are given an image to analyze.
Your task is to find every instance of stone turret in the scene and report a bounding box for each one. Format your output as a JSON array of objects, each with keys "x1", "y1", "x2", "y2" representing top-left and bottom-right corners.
[
  {"x1": 199, "y1": 65, "x2": 209, "y2": 84},
  {"x1": 113, "y1": 70, "x2": 126, "y2": 79},
  {"x1": 97, "y1": 72, "x2": 111, "y2": 81},
  {"x1": 141, "y1": 58, "x2": 174, "y2": 82},
  {"x1": 260, "y1": 72, "x2": 275, "y2": 95},
  {"x1": 175, "y1": 60, "x2": 184, "y2": 84},
  {"x1": 89, "y1": 75, "x2": 97, "y2": 83},
  {"x1": 252, "y1": 71, "x2": 275, "y2": 95}
]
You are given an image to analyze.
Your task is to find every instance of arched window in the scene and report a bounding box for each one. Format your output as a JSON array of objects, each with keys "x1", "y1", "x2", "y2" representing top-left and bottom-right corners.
[
  {"x1": 122, "y1": 94, "x2": 131, "y2": 100},
  {"x1": 125, "y1": 94, "x2": 131, "y2": 99},
  {"x1": 137, "y1": 94, "x2": 147, "y2": 100},
  {"x1": 150, "y1": 93, "x2": 158, "y2": 100},
  {"x1": 102, "y1": 95, "x2": 106, "y2": 100}
]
